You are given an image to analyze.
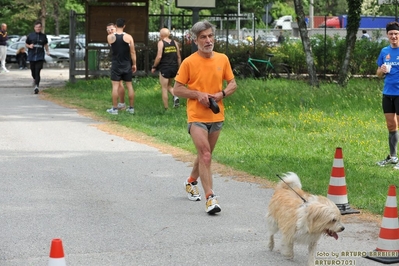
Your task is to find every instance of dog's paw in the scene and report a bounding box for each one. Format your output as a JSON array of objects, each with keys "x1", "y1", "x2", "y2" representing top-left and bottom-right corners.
[
  {"x1": 281, "y1": 250, "x2": 294, "y2": 260},
  {"x1": 267, "y1": 240, "x2": 274, "y2": 251}
]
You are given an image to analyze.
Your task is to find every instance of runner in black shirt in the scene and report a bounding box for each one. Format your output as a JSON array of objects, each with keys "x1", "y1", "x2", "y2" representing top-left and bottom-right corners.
[
  {"x1": 151, "y1": 28, "x2": 181, "y2": 110},
  {"x1": 26, "y1": 21, "x2": 49, "y2": 94},
  {"x1": 106, "y1": 18, "x2": 137, "y2": 115}
]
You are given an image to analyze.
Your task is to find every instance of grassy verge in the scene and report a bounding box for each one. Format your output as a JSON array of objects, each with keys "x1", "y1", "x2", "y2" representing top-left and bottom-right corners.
[{"x1": 45, "y1": 76, "x2": 396, "y2": 215}]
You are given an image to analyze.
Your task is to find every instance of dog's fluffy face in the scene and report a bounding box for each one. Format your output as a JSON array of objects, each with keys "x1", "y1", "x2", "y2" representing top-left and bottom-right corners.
[{"x1": 299, "y1": 195, "x2": 344, "y2": 240}]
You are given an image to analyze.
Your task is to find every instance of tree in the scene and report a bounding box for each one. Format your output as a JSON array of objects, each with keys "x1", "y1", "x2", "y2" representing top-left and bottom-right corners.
[
  {"x1": 361, "y1": 0, "x2": 381, "y2": 15},
  {"x1": 337, "y1": 0, "x2": 362, "y2": 87},
  {"x1": 312, "y1": 0, "x2": 347, "y2": 16},
  {"x1": 293, "y1": 0, "x2": 319, "y2": 87}
]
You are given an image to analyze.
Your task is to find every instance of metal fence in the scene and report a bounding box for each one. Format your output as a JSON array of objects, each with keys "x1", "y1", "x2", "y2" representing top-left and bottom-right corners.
[{"x1": 67, "y1": 11, "x2": 275, "y2": 81}]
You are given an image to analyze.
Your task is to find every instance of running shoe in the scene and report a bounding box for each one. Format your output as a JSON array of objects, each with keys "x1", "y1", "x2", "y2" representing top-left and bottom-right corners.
[
  {"x1": 126, "y1": 107, "x2": 135, "y2": 114},
  {"x1": 117, "y1": 103, "x2": 126, "y2": 109},
  {"x1": 173, "y1": 96, "x2": 180, "y2": 108},
  {"x1": 106, "y1": 107, "x2": 118, "y2": 115},
  {"x1": 184, "y1": 180, "x2": 201, "y2": 201},
  {"x1": 377, "y1": 155, "x2": 398, "y2": 166},
  {"x1": 206, "y1": 194, "x2": 221, "y2": 214},
  {"x1": 34, "y1": 86, "x2": 39, "y2": 94}
]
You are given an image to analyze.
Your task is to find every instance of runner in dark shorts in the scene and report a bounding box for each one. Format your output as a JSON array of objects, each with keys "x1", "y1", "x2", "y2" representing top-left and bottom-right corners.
[
  {"x1": 111, "y1": 66, "x2": 133, "y2": 81},
  {"x1": 159, "y1": 65, "x2": 178, "y2": 79},
  {"x1": 151, "y1": 28, "x2": 181, "y2": 110},
  {"x1": 106, "y1": 18, "x2": 137, "y2": 115}
]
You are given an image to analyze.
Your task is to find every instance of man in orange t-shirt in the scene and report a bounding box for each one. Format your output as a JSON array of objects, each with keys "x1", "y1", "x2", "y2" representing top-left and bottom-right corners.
[{"x1": 174, "y1": 20, "x2": 237, "y2": 214}]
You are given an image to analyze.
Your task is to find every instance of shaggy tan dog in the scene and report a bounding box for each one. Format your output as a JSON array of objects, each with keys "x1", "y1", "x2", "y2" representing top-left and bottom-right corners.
[{"x1": 266, "y1": 172, "x2": 345, "y2": 266}]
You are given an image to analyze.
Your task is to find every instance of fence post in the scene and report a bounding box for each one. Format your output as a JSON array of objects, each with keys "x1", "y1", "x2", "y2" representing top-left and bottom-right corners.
[{"x1": 69, "y1": 10, "x2": 76, "y2": 83}]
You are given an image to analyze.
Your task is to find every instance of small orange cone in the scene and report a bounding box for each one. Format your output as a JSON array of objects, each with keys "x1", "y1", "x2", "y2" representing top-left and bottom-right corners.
[
  {"x1": 365, "y1": 185, "x2": 399, "y2": 263},
  {"x1": 48, "y1": 238, "x2": 66, "y2": 266},
  {"x1": 327, "y1": 147, "x2": 359, "y2": 215}
]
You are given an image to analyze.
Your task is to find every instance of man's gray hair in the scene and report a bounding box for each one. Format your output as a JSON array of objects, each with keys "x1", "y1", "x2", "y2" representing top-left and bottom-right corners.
[{"x1": 191, "y1": 20, "x2": 216, "y2": 41}]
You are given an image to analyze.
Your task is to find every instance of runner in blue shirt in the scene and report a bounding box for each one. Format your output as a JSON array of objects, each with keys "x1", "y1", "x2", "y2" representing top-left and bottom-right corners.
[{"x1": 376, "y1": 21, "x2": 399, "y2": 168}]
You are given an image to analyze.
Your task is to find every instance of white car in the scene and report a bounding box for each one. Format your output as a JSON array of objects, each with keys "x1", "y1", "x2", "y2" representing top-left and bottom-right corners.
[{"x1": 48, "y1": 39, "x2": 85, "y2": 62}]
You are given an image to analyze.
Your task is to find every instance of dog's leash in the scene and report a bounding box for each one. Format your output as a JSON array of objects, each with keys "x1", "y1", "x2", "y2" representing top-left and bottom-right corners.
[{"x1": 276, "y1": 174, "x2": 307, "y2": 203}]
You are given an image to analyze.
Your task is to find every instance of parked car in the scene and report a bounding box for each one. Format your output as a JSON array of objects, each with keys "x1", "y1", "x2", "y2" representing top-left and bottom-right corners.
[
  {"x1": 7, "y1": 35, "x2": 20, "y2": 42},
  {"x1": 6, "y1": 41, "x2": 56, "y2": 64},
  {"x1": 48, "y1": 39, "x2": 85, "y2": 62},
  {"x1": 257, "y1": 35, "x2": 278, "y2": 46},
  {"x1": 215, "y1": 35, "x2": 239, "y2": 45}
]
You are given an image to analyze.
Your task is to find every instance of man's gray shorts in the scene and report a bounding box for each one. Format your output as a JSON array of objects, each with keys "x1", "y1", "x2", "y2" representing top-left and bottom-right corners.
[{"x1": 187, "y1": 122, "x2": 224, "y2": 134}]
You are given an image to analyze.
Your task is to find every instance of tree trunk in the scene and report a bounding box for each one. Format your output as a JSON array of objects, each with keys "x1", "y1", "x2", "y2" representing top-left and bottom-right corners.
[
  {"x1": 53, "y1": 0, "x2": 60, "y2": 36},
  {"x1": 338, "y1": 0, "x2": 363, "y2": 87},
  {"x1": 293, "y1": 0, "x2": 319, "y2": 87},
  {"x1": 160, "y1": 4, "x2": 165, "y2": 30},
  {"x1": 40, "y1": 0, "x2": 46, "y2": 33}
]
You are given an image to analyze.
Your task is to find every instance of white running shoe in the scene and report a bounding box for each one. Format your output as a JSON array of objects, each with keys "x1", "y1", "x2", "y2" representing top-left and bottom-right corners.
[
  {"x1": 106, "y1": 107, "x2": 118, "y2": 115},
  {"x1": 117, "y1": 103, "x2": 126, "y2": 109},
  {"x1": 377, "y1": 155, "x2": 398, "y2": 166},
  {"x1": 184, "y1": 180, "x2": 201, "y2": 201},
  {"x1": 173, "y1": 96, "x2": 180, "y2": 108},
  {"x1": 206, "y1": 194, "x2": 221, "y2": 214},
  {"x1": 126, "y1": 107, "x2": 135, "y2": 114}
]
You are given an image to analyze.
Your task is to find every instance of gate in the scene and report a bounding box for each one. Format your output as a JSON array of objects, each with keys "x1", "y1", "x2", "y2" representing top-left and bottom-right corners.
[{"x1": 68, "y1": 10, "x2": 150, "y2": 82}]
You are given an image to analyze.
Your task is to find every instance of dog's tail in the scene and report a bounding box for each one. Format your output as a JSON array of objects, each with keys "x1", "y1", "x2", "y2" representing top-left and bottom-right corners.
[{"x1": 277, "y1": 172, "x2": 302, "y2": 189}]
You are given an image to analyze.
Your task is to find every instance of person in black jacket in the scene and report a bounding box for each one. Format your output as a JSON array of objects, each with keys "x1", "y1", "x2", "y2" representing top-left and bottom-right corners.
[
  {"x1": 25, "y1": 21, "x2": 49, "y2": 94},
  {"x1": 16, "y1": 47, "x2": 27, "y2": 70}
]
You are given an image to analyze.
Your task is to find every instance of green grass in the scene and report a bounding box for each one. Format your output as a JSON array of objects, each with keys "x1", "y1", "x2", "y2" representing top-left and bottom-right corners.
[{"x1": 45, "y1": 76, "x2": 397, "y2": 215}]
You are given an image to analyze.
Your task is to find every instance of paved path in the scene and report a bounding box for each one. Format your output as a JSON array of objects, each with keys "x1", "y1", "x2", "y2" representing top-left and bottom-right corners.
[{"x1": 0, "y1": 69, "x2": 386, "y2": 265}]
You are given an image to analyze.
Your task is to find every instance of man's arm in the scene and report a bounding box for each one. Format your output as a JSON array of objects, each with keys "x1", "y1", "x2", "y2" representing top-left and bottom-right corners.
[
  {"x1": 25, "y1": 35, "x2": 33, "y2": 49},
  {"x1": 175, "y1": 41, "x2": 181, "y2": 66},
  {"x1": 223, "y1": 78, "x2": 237, "y2": 97},
  {"x1": 151, "y1": 40, "x2": 163, "y2": 73},
  {"x1": 0, "y1": 30, "x2": 7, "y2": 43},
  {"x1": 377, "y1": 66, "x2": 386, "y2": 78},
  {"x1": 44, "y1": 43, "x2": 50, "y2": 55},
  {"x1": 174, "y1": 81, "x2": 210, "y2": 107},
  {"x1": 107, "y1": 34, "x2": 116, "y2": 45},
  {"x1": 128, "y1": 35, "x2": 137, "y2": 73},
  {"x1": 210, "y1": 78, "x2": 237, "y2": 102}
]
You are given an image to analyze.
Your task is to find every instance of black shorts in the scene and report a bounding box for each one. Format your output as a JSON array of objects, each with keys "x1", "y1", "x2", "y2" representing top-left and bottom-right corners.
[
  {"x1": 160, "y1": 66, "x2": 178, "y2": 79},
  {"x1": 111, "y1": 67, "x2": 132, "y2": 82},
  {"x1": 382, "y1": 95, "x2": 399, "y2": 115}
]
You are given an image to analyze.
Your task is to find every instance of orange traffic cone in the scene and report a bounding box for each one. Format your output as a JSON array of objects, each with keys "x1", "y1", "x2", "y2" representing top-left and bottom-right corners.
[
  {"x1": 48, "y1": 238, "x2": 66, "y2": 266},
  {"x1": 365, "y1": 185, "x2": 399, "y2": 263},
  {"x1": 327, "y1": 147, "x2": 359, "y2": 215}
]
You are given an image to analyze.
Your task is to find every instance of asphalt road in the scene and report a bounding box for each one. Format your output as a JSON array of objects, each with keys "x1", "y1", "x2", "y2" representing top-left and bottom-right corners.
[{"x1": 0, "y1": 68, "x2": 387, "y2": 265}]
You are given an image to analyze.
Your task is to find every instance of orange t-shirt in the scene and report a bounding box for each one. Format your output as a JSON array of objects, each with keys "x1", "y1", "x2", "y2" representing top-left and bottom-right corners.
[{"x1": 175, "y1": 52, "x2": 234, "y2": 123}]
